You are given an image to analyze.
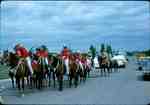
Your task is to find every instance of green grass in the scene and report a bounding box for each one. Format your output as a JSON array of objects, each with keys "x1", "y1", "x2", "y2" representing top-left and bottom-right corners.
[{"x1": 0, "y1": 64, "x2": 9, "y2": 80}]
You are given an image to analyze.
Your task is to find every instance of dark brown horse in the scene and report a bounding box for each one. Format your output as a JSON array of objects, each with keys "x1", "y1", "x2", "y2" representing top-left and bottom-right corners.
[
  {"x1": 68, "y1": 54, "x2": 79, "y2": 88},
  {"x1": 32, "y1": 55, "x2": 51, "y2": 89},
  {"x1": 49, "y1": 55, "x2": 65, "y2": 91},
  {"x1": 78, "y1": 54, "x2": 89, "y2": 82},
  {"x1": 98, "y1": 54, "x2": 110, "y2": 75},
  {"x1": 8, "y1": 52, "x2": 30, "y2": 91}
]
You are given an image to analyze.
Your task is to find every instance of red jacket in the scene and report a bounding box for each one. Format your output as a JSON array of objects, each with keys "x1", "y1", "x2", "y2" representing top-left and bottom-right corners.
[
  {"x1": 35, "y1": 51, "x2": 41, "y2": 57},
  {"x1": 75, "y1": 53, "x2": 81, "y2": 62},
  {"x1": 43, "y1": 51, "x2": 48, "y2": 58},
  {"x1": 36, "y1": 50, "x2": 48, "y2": 58},
  {"x1": 61, "y1": 48, "x2": 70, "y2": 60},
  {"x1": 16, "y1": 47, "x2": 29, "y2": 58},
  {"x1": 81, "y1": 58, "x2": 87, "y2": 65}
]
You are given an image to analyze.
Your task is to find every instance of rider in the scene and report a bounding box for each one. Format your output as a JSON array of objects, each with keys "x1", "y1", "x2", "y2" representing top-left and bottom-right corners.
[
  {"x1": 75, "y1": 50, "x2": 84, "y2": 70},
  {"x1": 41, "y1": 45, "x2": 49, "y2": 66},
  {"x1": 14, "y1": 43, "x2": 33, "y2": 75},
  {"x1": 35, "y1": 45, "x2": 49, "y2": 68},
  {"x1": 60, "y1": 44, "x2": 70, "y2": 75},
  {"x1": 81, "y1": 55, "x2": 87, "y2": 68}
]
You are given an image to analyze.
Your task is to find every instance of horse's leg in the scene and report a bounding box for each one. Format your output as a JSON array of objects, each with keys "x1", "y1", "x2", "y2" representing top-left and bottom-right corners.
[
  {"x1": 27, "y1": 76, "x2": 29, "y2": 87},
  {"x1": 115, "y1": 64, "x2": 118, "y2": 72},
  {"x1": 35, "y1": 74, "x2": 38, "y2": 88},
  {"x1": 39, "y1": 75, "x2": 42, "y2": 89},
  {"x1": 107, "y1": 65, "x2": 109, "y2": 74},
  {"x1": 15, "y1": 77, "x2": 18, "y2": 88},
  {"x1": 46, "y1": 73, "x2": 49, "y2": 87},
  {"x1": 10, "y1": 75, "x2": 15, "y2": 88},
  {"x1": 17, "y1": 78, "x2": 21, "y2": 91},
  {"x1": 83, "y1": 69, "x2": 86, "y2": 82},
  {"x1": 48, "y1": 71, "x2": 51, "y2": 87},
  {"x1": 109, "y1": 64, "x2": 112, "y2": 73},
  {"x1": 58, "y1": 75, "x2": 63, "y2": 91},
  {"x1": 12, "y1": 77, "x2": 15, "y2": 88},
  {"x1": 79, "y1": 70, "x2": 82, "y2": 83},
  {"x1": 80, "y1": 71, "x2": 83, "y2": 83},
  {"x1": 74, "y1": 72, "x2": 78, "y2": 88},
  {"x1": 41, "y1": 74, "x2": 43, "y2": 88},
  {"x1": 103, "y1": 66, "x2": 105, "y2": 76},
  {"x1": 30, "y1": 76, "x2": 33, "y2": 89},
  {"x1": 85, "y1": 69, "x2": 87, "y2": 81},
  {"x1": 53, "y1": 72, "x2": 56, "y2": 88},
  {"x1": 41, "y1": 73, "x2": 44, "y2": 88},
  {"x1": 69, "y1": 74, "x2": 72, "y2": 88},
  {"x1": 9, "y1": 72, "x2": 15, "y2": 88},
  {"x1": 38, "y1": 74, "x2": 41, "y2": 89},
  {"x1": 37, "y1": 73, "x2": 41, "y2": 89},
  {"x1": 87, "y1": 70, "x2": 89, "y2": 78},
  {"x1": 22, "y1": 78, "x2": 25, "y2": 91}
]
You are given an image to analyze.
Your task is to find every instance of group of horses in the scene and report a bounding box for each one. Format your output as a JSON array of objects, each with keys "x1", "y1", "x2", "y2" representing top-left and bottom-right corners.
[
  {"x1": 97, "y1": 54, "x2": 119, "y2": 75},
  {"x1": 0, "y1": 50, "x2": 119, "y2": 92},
  {"x1": 5, "y1": 51, "x2": 92, "y2": 91}
]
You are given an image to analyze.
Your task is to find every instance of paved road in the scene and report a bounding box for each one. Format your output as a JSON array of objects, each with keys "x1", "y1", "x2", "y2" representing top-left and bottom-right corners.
[{"x1": 0, "y1": 60, "x2": 150, "y2": 104}]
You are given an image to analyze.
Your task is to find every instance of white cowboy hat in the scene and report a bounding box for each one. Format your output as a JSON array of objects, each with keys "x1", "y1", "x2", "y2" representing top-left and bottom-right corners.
[{"x1": 14, "y1": 43, "x2": 23, "y2": 49}]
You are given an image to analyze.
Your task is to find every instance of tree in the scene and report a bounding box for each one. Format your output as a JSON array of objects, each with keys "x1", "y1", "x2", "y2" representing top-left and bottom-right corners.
[
  {"x1": 106, "y1": 44, "x2": 112, "y2": 55},
  {"x1": 100, "y1": 43, "x2": 105, "y2": 53},
  {"x1": 89, "y1": 45, "x2": 96, "y2": 59}
]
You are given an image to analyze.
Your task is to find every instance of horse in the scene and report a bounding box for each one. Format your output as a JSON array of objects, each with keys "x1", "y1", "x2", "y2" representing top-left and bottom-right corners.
[
  {"x1": 46, "y1": 54, "x2": 66, "y2": 91},
  {"x1": 98, "y1": 54, "x2": 110, "y2": 75},
  {"x1": 32, "y1": 54, "x2": 51, "y2": 89},
  {"x1": 109, "y1": 59, "x2": 119, "y2": 72},
  {"x1": 68, "y1": 54, "x2": 80, "y2": 88},
  {"x1": 49, "y1": 55, "x2": 66, "y2": 91},
  {"x1": 8, "y1": 52, "x2": 30, "y2": 91},
  {"x1": 86, "y1": 57, "x2": 92, "y2": 77},
  {"x1": 8, "y1": 52, "x2": 18, "y2": 88}
]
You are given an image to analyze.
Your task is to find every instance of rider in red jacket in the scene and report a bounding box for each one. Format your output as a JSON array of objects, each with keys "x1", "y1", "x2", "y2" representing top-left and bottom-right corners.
[
  {"x1": 75, "y1": 51, "x2": 81, "y2": 63},
  {"x1": 14, "y1": 43, "x2": 33, "y2": 75},
  {"x1": 60, "y1": 45, "x2": 70, "y2": 60},
  {"x1": 35, "y1": 45, "x2": 49, "y2": 67},
  {"x1": 15, "y1": 46, "x2": 29, "y2": 58},
  {"x1": 60, "y1": 45, "x2": 70, "y2": 75}
]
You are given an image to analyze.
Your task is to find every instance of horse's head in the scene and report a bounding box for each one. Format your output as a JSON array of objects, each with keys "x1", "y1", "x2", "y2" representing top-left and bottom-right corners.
[{"x1": 8, "y1": 52, "x2": 19, "y2": 68}]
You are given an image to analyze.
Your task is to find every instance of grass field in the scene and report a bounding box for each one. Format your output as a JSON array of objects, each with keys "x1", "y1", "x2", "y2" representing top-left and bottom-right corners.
[{"x1": 0, "y1": 64, "x2": 9, "y2": 79}]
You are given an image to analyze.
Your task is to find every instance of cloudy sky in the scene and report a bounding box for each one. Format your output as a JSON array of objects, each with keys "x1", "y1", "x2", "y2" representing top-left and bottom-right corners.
[{"x1": 1, "y1": 1, "x2": 150, "y2": 52}]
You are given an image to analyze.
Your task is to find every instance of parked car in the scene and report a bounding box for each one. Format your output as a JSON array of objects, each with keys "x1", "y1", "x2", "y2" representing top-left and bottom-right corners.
[
  {"x1": 137, "y1": 57, "x2": 150, "y2": 72},
  {"x1": 111, "y1": 55, "x2": 127, "y2": 68}
]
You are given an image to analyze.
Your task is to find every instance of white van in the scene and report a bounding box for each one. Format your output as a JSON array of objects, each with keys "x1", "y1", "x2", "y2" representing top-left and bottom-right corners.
[{"x1": 111, "y1": 55, "x2": 127, "y2": 67}]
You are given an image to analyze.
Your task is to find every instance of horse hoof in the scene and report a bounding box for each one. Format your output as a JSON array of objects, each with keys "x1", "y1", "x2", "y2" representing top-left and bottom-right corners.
[{"x1": 59, "y1": 88, "x2": 63, "y2": 91}]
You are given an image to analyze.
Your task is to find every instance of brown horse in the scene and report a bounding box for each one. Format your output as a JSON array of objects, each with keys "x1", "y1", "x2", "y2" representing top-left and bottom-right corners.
[
  {"x1": 32, "y1": 55, "x2": 51, "y2": 89},
  {"x1": 78, "y1": 54, "x2": 89, "y2": 82},
  {"x1": 98, "y1": 54, "x2": 111, "y2": 75},
  {"x1": 68, "y1": 54, "x2": 79, "y2": 88},
  {"x1": 55, "y1": 57, "x2": 65, "y2": 91},
  {"x1": 8, "y1": 52, "x2": 30, "y2": 91}
]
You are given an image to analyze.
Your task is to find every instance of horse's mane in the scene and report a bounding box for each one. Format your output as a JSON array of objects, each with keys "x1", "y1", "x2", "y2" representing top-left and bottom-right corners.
[
  {"x1": 51, "y1": 56, "x2": 59, "y2": 68},
  {"x1": 8, "y1": 52, "x2": 19, "y2": 68}
]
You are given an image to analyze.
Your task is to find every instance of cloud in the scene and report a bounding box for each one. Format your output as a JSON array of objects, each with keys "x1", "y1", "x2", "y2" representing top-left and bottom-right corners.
[{"x1": 1, "y1": 1, "x2": 150, "y2": 51}]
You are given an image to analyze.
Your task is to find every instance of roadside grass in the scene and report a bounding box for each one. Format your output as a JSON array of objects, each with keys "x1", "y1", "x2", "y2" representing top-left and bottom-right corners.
[{"x1": 0, "y1": 64, "x2": 9, "y2": 79}]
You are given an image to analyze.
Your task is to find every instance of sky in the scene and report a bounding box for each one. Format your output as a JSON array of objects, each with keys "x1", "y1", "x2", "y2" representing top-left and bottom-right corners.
[{"x1": 0, "y1": 1, "x2": 150, "y2": 52}]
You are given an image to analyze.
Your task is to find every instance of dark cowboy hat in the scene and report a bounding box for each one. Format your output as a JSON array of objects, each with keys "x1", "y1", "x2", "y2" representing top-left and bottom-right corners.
[{"x1": 41, "y1": 45, "x2": 48, "y2": 50}]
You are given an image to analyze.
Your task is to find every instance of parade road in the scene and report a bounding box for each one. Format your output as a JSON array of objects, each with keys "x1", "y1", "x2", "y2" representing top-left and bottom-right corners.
[{"x1": 0, "y1": 58, "x2": 150, "y2": 104}]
